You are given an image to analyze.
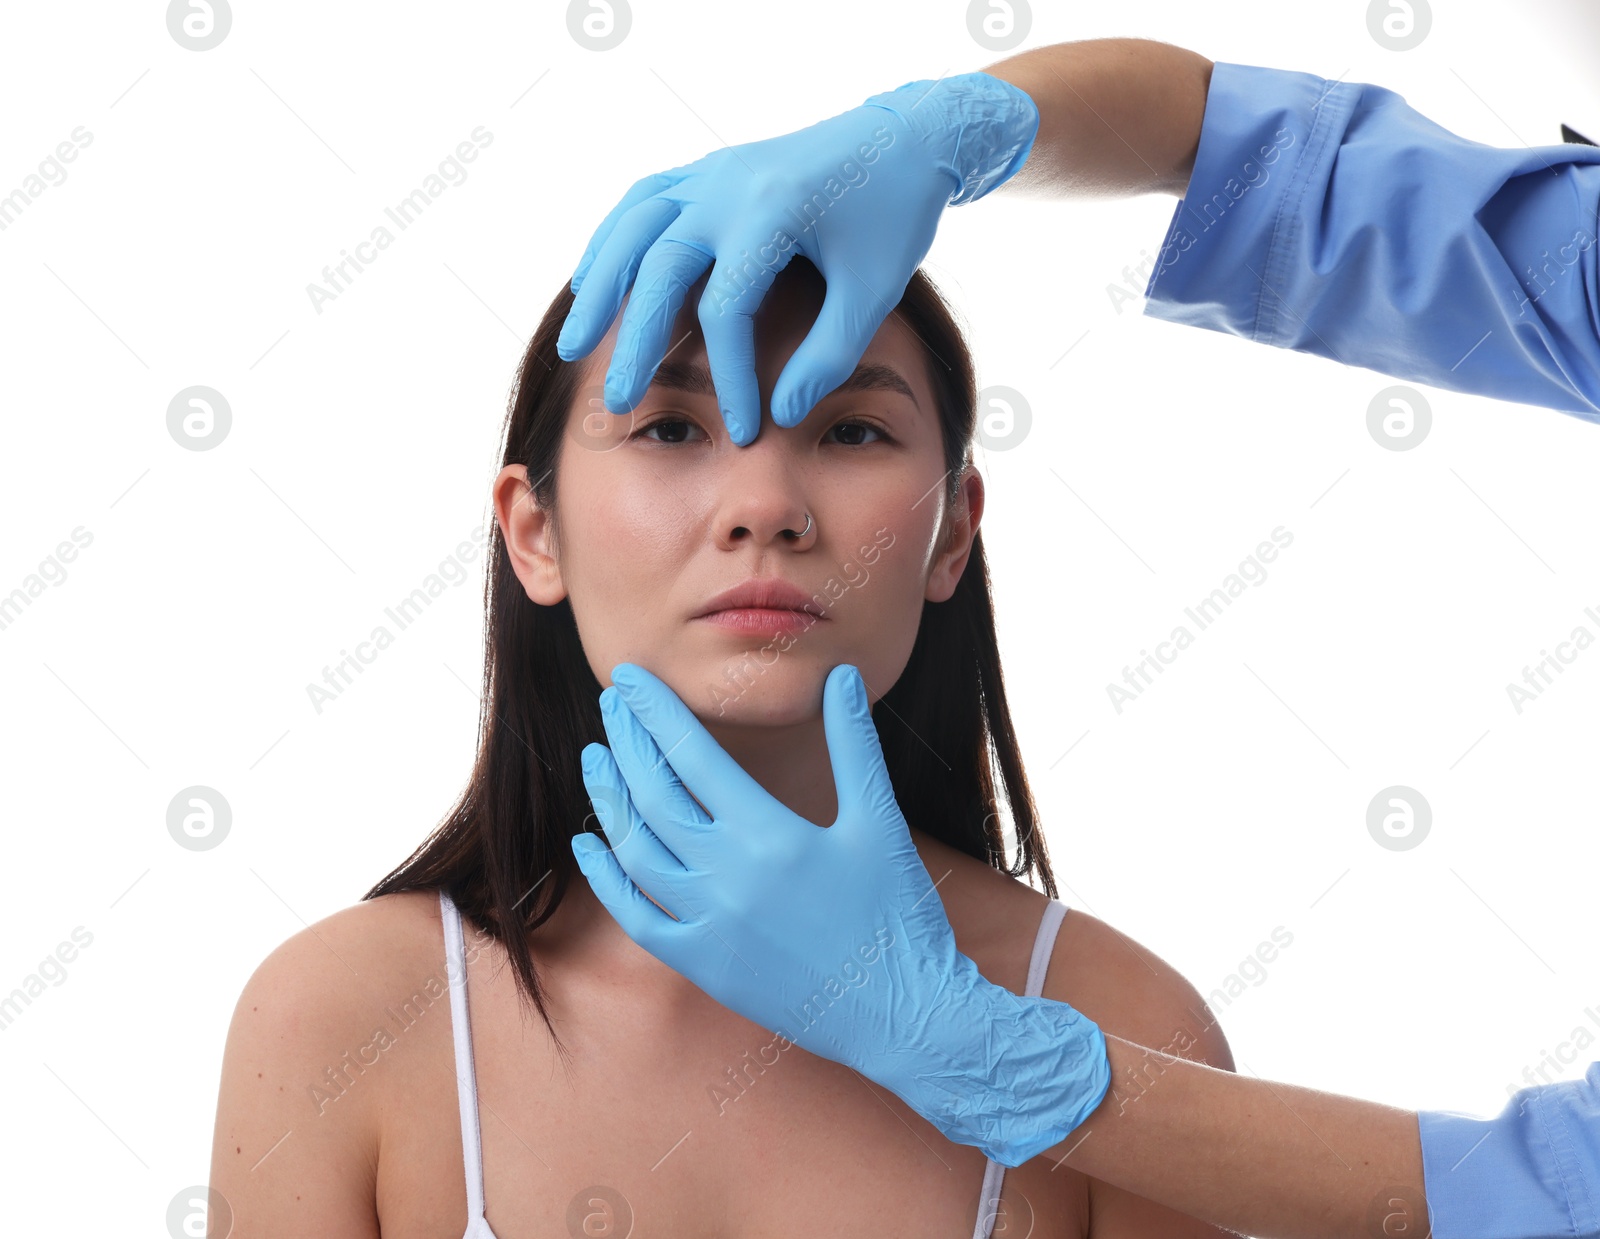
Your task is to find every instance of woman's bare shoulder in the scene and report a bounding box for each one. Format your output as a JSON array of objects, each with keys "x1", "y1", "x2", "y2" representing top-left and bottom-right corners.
[
  {"x1": 1042, "y1": 904, "x2": 1234, "y2": 1072},
  {"x1": 246, "y1": 889, "x2": 445, "y2": 995},
  {"x1": 217, "y1": 888, "x2": 460, "y2": 1128},
  {"x1": 910, "y1": 831, "x2": 1068, "y2": 995},
  {"x1": 220, "y1": 890, "x2": 451, "y2": 1083},
  {"x1": 913, "y1": 832, "x2": 1231, "y2": 1069},
  {"x1": 208, "y1": 889, "x2": 450, "y2": 1237}
]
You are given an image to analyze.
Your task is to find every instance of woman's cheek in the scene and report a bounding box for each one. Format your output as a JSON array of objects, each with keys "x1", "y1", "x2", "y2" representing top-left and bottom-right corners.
[{"x1": 599, "y1": 480, "x2": 686, "y2": 562}]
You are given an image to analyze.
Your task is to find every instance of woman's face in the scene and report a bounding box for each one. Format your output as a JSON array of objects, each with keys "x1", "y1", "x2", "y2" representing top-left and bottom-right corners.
[{"x1": 496, "y1": 266, "x2": 983, "y2": 735}]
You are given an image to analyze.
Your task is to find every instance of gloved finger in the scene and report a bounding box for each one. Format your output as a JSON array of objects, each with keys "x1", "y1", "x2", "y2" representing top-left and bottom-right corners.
[
  {"x1": 820, "y1": 664, "x2": 902, "y2": 840},
  {"x1": 607, "y1": 662, "x2": 790, "y2": 835},
  {"x1": 558, "y1": 194, "x2": 681, "y2": 367},
  {"x1": 580, "y1": 741, "x2": 685, "y2": 882},
  {"x1": 567, "y1": 169, "x2": 679, "y2": 296},
  {"x1": 569, "y1": 830, "x2": 685, "y2": 954},
  {"x1": 598, "y1": 687, "x2": 717, "y2": 867},
  {"x1": 605, "y1": 229, "x2": 716, "y2": 415},
  {"x1": 697, "y1": 227, "x2": 796, "y2": 447},
  {"x1": 769, "y1": 274, "x2": 890, "y2": 428}
]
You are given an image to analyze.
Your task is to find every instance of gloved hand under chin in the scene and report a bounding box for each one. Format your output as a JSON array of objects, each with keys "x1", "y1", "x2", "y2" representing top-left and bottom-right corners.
[
  {"x1": 555, "y1": 72, "x2": 1040, "y2": 445},
  {"x1": 570, "y1": 661, "x2": 1111, "y2": 1168}
]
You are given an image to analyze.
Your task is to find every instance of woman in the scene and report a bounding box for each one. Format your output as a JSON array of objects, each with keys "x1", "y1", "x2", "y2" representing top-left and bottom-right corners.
[{"x1": 207, "y1": 253, "x2": 1236, "y2": 1237}]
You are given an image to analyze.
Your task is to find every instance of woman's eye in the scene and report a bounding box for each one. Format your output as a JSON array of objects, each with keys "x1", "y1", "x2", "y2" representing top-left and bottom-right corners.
[
  {"x1": 633, "y1": 417, "x2": 703, "y2": 445},
  {"x1": 829, "y1": 420, "x2": 886, "y2": 446},
  {"x1": 630, "y1": 417, "x2": 888, "y2": 445}
]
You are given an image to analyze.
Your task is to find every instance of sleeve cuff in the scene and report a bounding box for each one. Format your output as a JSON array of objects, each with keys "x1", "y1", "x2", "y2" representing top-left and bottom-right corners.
[
  {"x1": 1419, "y1": 1063, "x2": 1600, "y2": 1238},
  {"x1": 1142, "y1": 60, "x2": 1353, "y2": 343}
]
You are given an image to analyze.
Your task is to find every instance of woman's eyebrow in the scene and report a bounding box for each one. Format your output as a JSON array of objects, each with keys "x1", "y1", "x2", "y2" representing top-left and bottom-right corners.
[
  {"x1": 647, "y1": 359, "x2": 920, "y2": 410},
  {"x1": 822, "y1": 362, "x2": 920, "y2": 410}
]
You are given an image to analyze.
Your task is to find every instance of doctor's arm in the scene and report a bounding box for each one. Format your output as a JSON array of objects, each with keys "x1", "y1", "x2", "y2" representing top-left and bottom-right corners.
[
  {"x1": 1124, "y1": 54, "x2": 1600, "y2": 421},
  {"x1": 1046, "y1": 1032, "x2": 1428, "y2": 1239},
  {"x1": 1048, "y1": 1039, "x2": 1600, "y2": 1239},
  {"x1": 978, "y1": 37, "x2": 1212, "y2": 199},
  {"x1": 989, "y1": 38, "x2": 1600, "y2": 421}
]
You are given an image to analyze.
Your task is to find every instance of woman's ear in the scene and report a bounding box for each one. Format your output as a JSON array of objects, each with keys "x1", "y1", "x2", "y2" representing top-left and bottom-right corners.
[
  {"x1": 494, "y1": 464, "x2": 567, "y2": 605},
  {"x1": 925, "y1": 466, "x2": 984, "y2": 604}
]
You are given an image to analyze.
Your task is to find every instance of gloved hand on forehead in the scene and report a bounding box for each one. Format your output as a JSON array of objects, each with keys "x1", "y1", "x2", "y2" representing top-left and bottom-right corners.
[
  {"x1": 570, "y1": 660, "x2": 1110, "y2": 1167},
  {"x1": 555, "y1": 73, "x2": 1040, "y2": 447}
]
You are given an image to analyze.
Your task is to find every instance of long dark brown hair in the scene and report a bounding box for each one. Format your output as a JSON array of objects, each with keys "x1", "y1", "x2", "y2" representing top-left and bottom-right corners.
[{"x1": 363, "y1": 258, "x2": 1057, "y2": 1064}]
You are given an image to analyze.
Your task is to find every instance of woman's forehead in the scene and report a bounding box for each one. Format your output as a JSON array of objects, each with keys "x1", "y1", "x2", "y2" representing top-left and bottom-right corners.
[{"x1": 592, "y1": 274, "x2": 925, "y2": 396}]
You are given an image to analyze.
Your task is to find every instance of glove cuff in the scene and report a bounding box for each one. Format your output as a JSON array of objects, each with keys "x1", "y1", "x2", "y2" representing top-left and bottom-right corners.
[
  {"x1": 909, "y1": 985, "x2": 1113, "y2": 1167},
  {"x1": 860, "y1": 71, "x2": 1040, "y2": 206}
]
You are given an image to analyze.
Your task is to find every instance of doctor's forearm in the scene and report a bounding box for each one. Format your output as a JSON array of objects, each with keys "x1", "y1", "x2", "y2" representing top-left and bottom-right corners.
[
  {"x1": 1047, "y1": 1034, "x2": 1430, "y2": 1239},
  {"x1": 982, "y1": 38, "x2": 1214, "y2": 199}
]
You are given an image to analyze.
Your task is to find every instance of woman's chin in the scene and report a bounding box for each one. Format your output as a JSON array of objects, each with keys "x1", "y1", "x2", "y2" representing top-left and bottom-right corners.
[{"x1": 690, "y1": 663, "x2": 829, "y2": 730}]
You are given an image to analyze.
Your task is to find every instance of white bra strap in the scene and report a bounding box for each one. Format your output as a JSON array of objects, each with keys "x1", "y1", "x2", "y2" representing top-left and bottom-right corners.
[
  {"x1": 1025, "y1": 899, "x2": 1068, "y2": 998},
  {"x1": 440, "y1": 888, "x2": 487, "y2": 1222},
  {"x1": 973, "y1": 897, "x2": 1071, "y2": 1239}
]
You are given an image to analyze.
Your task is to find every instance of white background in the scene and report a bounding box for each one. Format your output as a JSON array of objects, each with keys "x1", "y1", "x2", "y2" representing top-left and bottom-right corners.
[{"x1": 1, "y1": 0, "x2": 1597, "y2": 1233}]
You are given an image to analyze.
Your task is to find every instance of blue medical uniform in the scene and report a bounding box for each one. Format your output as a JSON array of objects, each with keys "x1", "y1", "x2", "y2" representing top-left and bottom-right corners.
[
  {"x1": 1143, "y1": 61, "x2": 1600, "y2": 423},
  {"x1": 1141, "y1": 61, "x2": 1600, "y2": 1239}
]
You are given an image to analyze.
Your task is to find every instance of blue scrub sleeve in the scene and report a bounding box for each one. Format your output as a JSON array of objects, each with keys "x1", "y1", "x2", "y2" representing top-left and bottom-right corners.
[
  {"x1": 1142, "y1": 61, "x2": 1600, "y2": 424},
  {"x1": 1143, "y1": 59, "x2": 1600, "y2": 1235},
  {"x1": 1417, "y1": 1061, "x2": 1599, "y2": 1239}
]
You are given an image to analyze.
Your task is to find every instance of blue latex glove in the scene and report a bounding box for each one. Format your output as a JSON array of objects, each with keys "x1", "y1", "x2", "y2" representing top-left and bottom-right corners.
[
  {"x1": 555, "y1": 72, "x2": 1039, "y2": 445},
  {"x1": 571, "y1": 661, "x2": 1111, "y2": 1167}
]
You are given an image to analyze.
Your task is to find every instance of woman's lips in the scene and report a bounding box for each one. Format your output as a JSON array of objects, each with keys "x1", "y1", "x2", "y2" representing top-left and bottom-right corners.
[{"x1": 694, "y1": 608, "x2": 824, "y2": 633}]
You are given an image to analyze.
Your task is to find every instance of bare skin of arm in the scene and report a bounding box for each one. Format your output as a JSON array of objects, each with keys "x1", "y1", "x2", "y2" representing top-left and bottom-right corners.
[
  {"x1": 983, "y1": 37, "x2": 1214, "y2": 199},
  {"x1": 1043, "y1": 1034, "x2": 1429, "y2": 1239},
  {"x1": 208, "y1": 919, "x2": 383, "y2": 1238},
  {"x1": 973, "y1": 38, "x2": 1432, "y2": 1239}
]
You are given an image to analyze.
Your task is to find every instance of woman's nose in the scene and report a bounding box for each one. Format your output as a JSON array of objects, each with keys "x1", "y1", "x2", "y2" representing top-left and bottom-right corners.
[{"x1": 711, "y1": 441, "x2": 816, "y2": 549}]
